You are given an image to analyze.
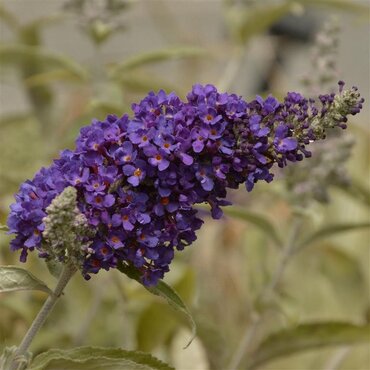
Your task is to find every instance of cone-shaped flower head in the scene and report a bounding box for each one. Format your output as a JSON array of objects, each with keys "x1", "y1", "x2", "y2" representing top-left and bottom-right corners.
[{"x1": 7, "y1": 82, "x2": 364, "y2": 285}]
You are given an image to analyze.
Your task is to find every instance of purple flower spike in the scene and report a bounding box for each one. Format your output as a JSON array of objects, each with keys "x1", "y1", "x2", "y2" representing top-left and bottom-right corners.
[{"x1": 7, "y1": 83, "x2": 363, "y2": 285}]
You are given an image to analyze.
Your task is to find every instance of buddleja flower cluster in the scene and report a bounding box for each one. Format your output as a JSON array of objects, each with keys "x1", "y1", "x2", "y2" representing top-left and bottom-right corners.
[{"x1": 7, "y1": 83, "x2": 363, "y2": 285}]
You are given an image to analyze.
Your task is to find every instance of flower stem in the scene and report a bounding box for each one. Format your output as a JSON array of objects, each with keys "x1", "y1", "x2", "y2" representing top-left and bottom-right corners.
[
  {"x1": 9, "y1": 264, "x2": 77, "y2": 370},
  {"x1": 228, "y1": 218, "x2": 303, "y2": 370}
]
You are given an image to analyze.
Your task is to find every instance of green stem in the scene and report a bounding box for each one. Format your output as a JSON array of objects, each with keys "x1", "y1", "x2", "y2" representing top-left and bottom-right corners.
[
  {"x1": 9, "y1": 264, "x2": 76, "y2": 370},
  {"x1": 228, "y1": 218, "x2": 303, "y2": 370}
]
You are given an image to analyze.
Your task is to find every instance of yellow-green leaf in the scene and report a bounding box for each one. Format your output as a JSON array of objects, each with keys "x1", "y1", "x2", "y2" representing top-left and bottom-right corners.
[
  {"x1": 110, "y1": 46, "x2": 205, "y2": 76},
  {"x1": 118, "y1": 263, "x2": 196, "y2": 348},
  {"x1": 0, "y1": 44, "x2": 89, "y2": 80},
  {"x1": 247, "y1": 322, "x2": 370, "y2": 369},
  {"x1": 296, "y1": 222, "x2": 370, "y2": 251},
  {"x1": 197, "y1": 204, "x2": 282, "y2": 246}
]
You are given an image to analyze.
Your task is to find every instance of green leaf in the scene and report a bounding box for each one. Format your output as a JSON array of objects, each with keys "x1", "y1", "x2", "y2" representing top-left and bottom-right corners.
[
  {"x1": 0, "y1": 4, "x2": 19, "y2": 30},
  {"x1": 29, "y1": 347, "x2": 174, "y2": 370},
  {"x1": 118, "y1": 263, "x2": 196, "y2": 348},
  {"x1": 0, "y1": 266, "x2": 52, "y2": 294},
  {"x1": 226, "y1": 1, "x2": 294, "y2": 44},
  {"x1": 24, "y1": 69, "x2": 86, "y2": 87},
  {"x1": 0, "y1": 44, "x2": 89, "y2": 80},
  {"x1": 297, "y1": 0, "x2": 370, "y2": 14},
  {"x1": 197, "y1": 204, "x2": 282, "y2": 246},
  {"x1": 295, "y1": 222, "x2": 370, "y2": 251},
  {"x1": 0, "y1": 224, "x2": 9, "y2": 232},
  {"x1": 247, "y1": 322, "x2": 370, "y2": 369},
  {"x1": 340, "y1": 179, "x2": 370, "y2": 207},
  {"x1": 110, "y1": 46, "x2": 205, "y2": 75},
  {"x1": 21, "y1": 13, "x2": 66, "y2": 34},
  {"x1": 136, "y1": 268, "x2": 195, "y2": 351},
  {"x1": 117, "y1": 74, "x2": 178, "y2": 94},
  {"x1": 317, "y1": 245, "x2": 366, "y2": 310}
]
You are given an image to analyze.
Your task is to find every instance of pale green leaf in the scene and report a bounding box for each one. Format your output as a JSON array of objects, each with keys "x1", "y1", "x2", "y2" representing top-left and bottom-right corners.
[
  {"x1": 340, "y1": 179, "x2": 370, "y2": 207},
  {"x1": 21, "y1": 13, "x2": 66, "y2": 34},
  {"x1": 295, "y1": 222, "x2": 370, "y2": 251},
  {"x1": 0, "y1": 266, "x2": 52, "y2": 294},
  {"x1": 29, "y1": 347, "x2": 174, "y2": 370},
  {"x1": 226, "y1": 1, "x2": 294, "y2": 44},
  {"x1": 0, "y1": 4, "x2": 19, "y2": 30},
  {"x1": 25, "y1": 69, "x2": 86, "y2": 87},
  {"x1": 247, "y1": 322, "x2": 370, "y2": 369},
  {"x1": 117, "y1": 74, "x2": 178, "y2": 94},
  {"x1": 317, "y1": 245, "x2": 366, "y2": 309},
  {"x1": 118, "y1": 263, "x2": 196, "y2": 348},
  {"x1": 197, "y1": 204, "x2": 282, "y2": 246},
  {"x1": 110, "y1": 46, "x2": 205, "y2": 76},
  {"x1": 0, "y1": 44, "x2": 89, "y2": 80},
  {"x1": 297, "y1": 0, "x2": 370, "y2": 14},
  {"x1": 136, "y1": 268, "x2": 195, "y2": 351}
]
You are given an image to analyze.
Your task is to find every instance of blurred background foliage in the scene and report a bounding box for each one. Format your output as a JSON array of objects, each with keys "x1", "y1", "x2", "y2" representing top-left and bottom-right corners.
[{"x1": 0, "y1": 0, "x2": 369, "y2": 369}]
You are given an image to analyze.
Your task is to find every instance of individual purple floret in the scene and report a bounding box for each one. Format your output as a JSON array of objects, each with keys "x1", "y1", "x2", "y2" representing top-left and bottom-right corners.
[{"x1": 7, "y1": 82, "x2": 363, "y2": 285}]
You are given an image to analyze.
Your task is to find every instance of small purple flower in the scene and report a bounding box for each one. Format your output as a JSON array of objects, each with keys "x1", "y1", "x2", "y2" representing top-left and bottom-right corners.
[
  {"x1": 148, "y1": 151, "x2": 170, "y2": 171},
  {"x1": 122, "y1": 159, "x2": 147, "y2": 187},
  {"x1": 85, "y1": 193, "x2": 115, "y2": 209},
  {"x1": 274, "y1": 125, "x2": 298, "y2": 153}
]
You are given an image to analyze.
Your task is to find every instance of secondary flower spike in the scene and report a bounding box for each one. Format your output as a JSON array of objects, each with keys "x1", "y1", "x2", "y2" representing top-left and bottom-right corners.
[{"x1": 7, "y1": 83, "x2": 363, "y2": 285}]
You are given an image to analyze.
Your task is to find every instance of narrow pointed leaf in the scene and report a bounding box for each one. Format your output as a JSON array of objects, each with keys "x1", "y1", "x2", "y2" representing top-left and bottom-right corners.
[
  {"x1": 118, "y1": 263, "x2": 196, "y2": 348},
  {"x1": 296, "y1": 222, "x2": 370, "y2": 251},
  {"x1": 29, "y1": 347, "x2": 174, "y2": 370},
  {"x1": 340, "y1": 179, "x2": 370, "y2": 207},
  {"x1": 0, "y1": 45, "x2": 89, "y2": 80},
  {"x1": 226, "y1": 1, "x2": 294, "y2": 44},
  {"x1": 25, "y1": 69, "x2": 85, "y2": 87},
  {"x1": 0, "y1": 266, "x2": 52, "y2": 294},
  {"x1": 111, "y1": 46, "x2": 205, "y2": 75},
  {"x1": 0, "y1": 4, "x2": 19, "y2": 30},
  {"x1": 197, "y1": 204, "x2": 282, "y2": 246},
  {"x1": 247, "y1": 322, "x2": 370, "y2": 369},
  {"x1": 297, "y1": 0, "x2": 370, "y2": 14}
]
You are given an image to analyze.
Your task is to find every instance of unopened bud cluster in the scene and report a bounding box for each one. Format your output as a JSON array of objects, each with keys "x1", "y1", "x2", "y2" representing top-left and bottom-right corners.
[{"x1": 41, "y1": 187, "x2": 95, "y2": 268}]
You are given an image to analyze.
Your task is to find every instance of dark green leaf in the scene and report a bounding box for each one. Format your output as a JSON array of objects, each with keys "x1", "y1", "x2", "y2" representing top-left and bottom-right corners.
[
  {"x1": 0, "y1": 266, "x2": 52, "y2": 294},
  {"x1": 110, "y1": 46, "x2": 205, "y2": 75},
  {"x1": 29, "y1": 347, "x2": 174, "y2": 370},
  {"x1": 295, "y1": 222, "x2": 370, "y2": 251},
  {"x1": 0, "y1": 44, "x2": 89, "y2": 80},
  {"x1": 118, "y1": 263, "x2": 196, "y2": 348},
  {"x1": 247, "y1": 322, "x2": 370, "y2": 369}
]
